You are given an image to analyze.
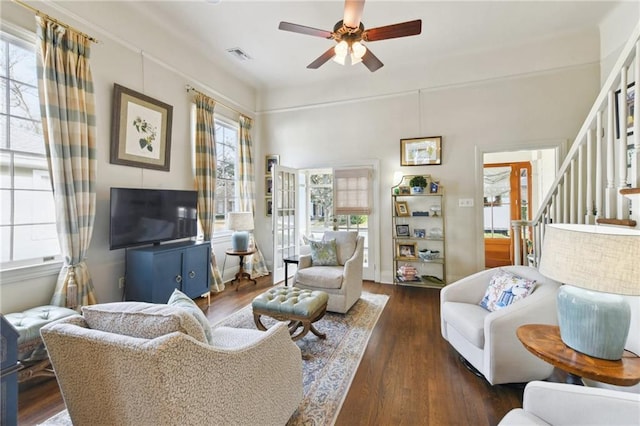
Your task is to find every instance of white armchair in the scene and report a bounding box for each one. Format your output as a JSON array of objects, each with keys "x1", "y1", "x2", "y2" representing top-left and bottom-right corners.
[
  {"x1": 294, "y1": 231, "x2": 364, "y2": 313},
  {"x1": 499, "y1": 381, "x2": 640, "y2": 425},
  {"x1": 41, "y1": 302, "x2": 303, "y2": 425},
  {"x1": 440, "y1": 265, "x2": 561, "y2": 385}
]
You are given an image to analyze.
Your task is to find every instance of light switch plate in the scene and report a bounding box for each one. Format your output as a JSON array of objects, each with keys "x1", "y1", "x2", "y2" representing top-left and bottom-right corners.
[{"x1": 459, "y1": 198, "x2": 474, "y2": 207}]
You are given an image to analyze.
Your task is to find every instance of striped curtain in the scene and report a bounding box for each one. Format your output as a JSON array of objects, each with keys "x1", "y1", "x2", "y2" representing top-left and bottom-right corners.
[
  {"x1": 194, "y1": 93, "x2": 224, "y2": 292},
  {"x1": 238, "y1": 115, "x2": 269, "y2": 278},
  {"x1": 36, "y1": 17, "x2": 97, "y2": 308}
]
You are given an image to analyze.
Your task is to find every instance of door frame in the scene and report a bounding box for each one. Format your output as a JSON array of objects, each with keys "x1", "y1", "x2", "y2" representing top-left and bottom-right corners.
[{"x1": 474, "y1": 139, "x2": 566, "y2": 271}]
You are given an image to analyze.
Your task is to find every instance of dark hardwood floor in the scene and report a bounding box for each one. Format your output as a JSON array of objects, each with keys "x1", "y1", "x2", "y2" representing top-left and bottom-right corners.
[{"x1": 18, "y1": 278, "x2": 530, "y2": 425}]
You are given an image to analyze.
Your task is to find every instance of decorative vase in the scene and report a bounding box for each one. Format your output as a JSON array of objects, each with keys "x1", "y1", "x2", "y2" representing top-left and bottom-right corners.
[{"x1": 412, "y1": 187, "x2": 424, "y2": 194}]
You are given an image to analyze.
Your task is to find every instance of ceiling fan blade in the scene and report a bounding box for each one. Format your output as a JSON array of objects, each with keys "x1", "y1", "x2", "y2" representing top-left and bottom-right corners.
[
  {"x1": 307, "y1": 46, "x2": 336, "y2": 69},
  {"x1": 361, "y1": 48, "x2": 383, "y2": 72},
  {"x1": 363, "y1": 19, "x2": 422, "y2": 42},
  {"x1": 343, "y1": 0, "x2": 365, "y2": 28},
  {"x1": 278, "y1": 22, "x2": 333, "y2": 39}
]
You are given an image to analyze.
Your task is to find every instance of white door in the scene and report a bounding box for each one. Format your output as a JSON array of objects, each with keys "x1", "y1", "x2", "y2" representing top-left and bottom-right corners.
[{"x1": 272, "y1": 165, "x2": 299, "y2": 285}]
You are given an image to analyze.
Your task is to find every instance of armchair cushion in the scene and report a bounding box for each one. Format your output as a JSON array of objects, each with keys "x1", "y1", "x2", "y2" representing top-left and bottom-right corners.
[
  {"x1": 479, "y1": 268, "x2": 537, "y2": 312},
  {"x1": 295, "y1": 265, "x2": 344, "y2": 289},
  {"x1": 310, "y1": 239, "x2": 339, "y2": 266},
  {"x1": 81, "y1": 301, "x2": 207, "y2": 344},
  {"x1": 167, "y1": 289, "x2": 214, "y2": 344}
]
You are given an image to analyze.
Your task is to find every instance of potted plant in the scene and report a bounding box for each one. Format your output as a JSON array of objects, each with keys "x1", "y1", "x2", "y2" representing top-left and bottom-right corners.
[{"x1": 409, "y1": 175, "x2": 428, "y2": 194}]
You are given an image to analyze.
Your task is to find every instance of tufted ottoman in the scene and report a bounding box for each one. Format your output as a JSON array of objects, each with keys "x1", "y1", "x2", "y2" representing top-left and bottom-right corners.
[
  {"x1": 5, "y1": 305, "x2": 77, "y2": 382},
  {"x1": 252, "y1": 287, "x2": 329, "y2": 341}
]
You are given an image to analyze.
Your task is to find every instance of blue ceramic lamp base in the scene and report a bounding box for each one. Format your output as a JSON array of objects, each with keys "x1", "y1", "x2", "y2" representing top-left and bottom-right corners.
[
  {"x1": 557, "y1": 285, "x2": 631, "y2": 360},
  {"x1": 231, "y1": 231, "x2": 250, "y2": 252}
]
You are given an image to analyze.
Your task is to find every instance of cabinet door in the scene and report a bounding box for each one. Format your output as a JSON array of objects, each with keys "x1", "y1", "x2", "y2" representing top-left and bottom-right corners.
[
  {"x1": 152, "y1": 251, "x2": 184, "y2": 303},
  {"x1": 181, "y1": 244, "x2": 210, "y2": 298}
]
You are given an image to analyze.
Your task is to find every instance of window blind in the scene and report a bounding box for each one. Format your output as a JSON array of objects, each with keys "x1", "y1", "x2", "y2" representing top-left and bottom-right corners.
[{"x1": 333, "y1": 168, "x2": 372, "y2": 215}]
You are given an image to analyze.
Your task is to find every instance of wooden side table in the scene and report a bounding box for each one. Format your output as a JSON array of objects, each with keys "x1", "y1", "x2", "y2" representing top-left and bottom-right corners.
[
  {"x1": 224, "y1": 248, "x2": 257, "y2": 291},
  {"x1": 517, "y1": 324, "x2": 640, "y2": 386},
  {"x1": 283, "y1": 255, "x2": 300, "y2": 286}
]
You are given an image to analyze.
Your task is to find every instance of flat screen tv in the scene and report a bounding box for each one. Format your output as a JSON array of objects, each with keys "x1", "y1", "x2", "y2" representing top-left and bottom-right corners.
[{"x1": 109, "y1": 187, "x2": 198, "y2": 250}]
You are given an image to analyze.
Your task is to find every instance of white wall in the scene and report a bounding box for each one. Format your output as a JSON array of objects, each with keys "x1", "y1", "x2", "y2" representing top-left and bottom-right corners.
[
  {"x1": 599, "y1": 1, "x2": 640, "y2": 85},
  {"x1": 0, "y1": 1, "x2": 256, "y2": 313},
  {"x1": 258, "y1": 51, "x2": 601, "y2": 284}
]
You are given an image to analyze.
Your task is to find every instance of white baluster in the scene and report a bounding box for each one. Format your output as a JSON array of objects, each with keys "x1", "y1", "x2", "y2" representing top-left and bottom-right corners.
[
  {"x1": 595, "y1": 111, "x2": 603, "y2": 221},
  {"x1": 606, "y1": 90, "x2": 616, "y2": 218},
  {"x1": 585, "y1": 129, "x2": 594, "y2": 224},
  {"x1": 618, "y1": 67, "x2": 630, "y2": 220}
]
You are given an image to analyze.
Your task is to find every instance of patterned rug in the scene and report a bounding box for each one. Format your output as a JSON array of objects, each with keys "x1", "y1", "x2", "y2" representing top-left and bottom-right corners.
[{"x1": 39, "y1": 291, "x2": 388, "y2": 426}]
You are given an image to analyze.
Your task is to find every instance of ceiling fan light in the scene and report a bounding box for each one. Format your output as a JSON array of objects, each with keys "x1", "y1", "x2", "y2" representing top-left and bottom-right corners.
[
  {"x1": 352, "y1": 41, "x2": 367, "y2": 59},
  {"x1": 350, "y1": 51, "x2": 362, "y2": 65},
  {"x1": 333, "y1": 40, "x2": 348, "y2": 65}
]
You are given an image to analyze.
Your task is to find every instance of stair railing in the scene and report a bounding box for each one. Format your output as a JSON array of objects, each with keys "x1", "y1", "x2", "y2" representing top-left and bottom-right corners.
[{"x1": 513, "y1": 22, "x2": 640, "y2": 267}]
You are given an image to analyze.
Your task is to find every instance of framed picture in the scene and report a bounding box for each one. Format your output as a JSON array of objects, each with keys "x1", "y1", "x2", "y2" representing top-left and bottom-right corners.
[
  {"x1": 400, "y1": 136, "x2": 442, "y2": 166},
  {"x1": 615, "y1": 82, "x2": 635, "y2": 138},
  {"x1": 110, "y1": 83, "x2": 173, "y2": 171},
  {"x1": 413, "y1": 228, "x2": 426, "y2": 238},
  {"x1": 395, "y1": 201, "x2": 410, "y2": 217},
  {"x1": 399, "y1": 186, "x2": 411, "y2": 195},
  {"x1": 396, "y1": 242, "x2": 418, "y2": 259},
  {"x1": 395, "y1": 224, "x2": 410, "y2": 237},
  {"x1": 266, "y1": 198, "x2": 273, "y2": 217},
  {"x1": 429, "y1": 181, "x2": 440, "y2": 194},
  {"x1": 265, "y1": 176, "x2": 273, "y2": 195},
  {"x1": 266, "y1": 154, "x2": 280, "y2": 175}
]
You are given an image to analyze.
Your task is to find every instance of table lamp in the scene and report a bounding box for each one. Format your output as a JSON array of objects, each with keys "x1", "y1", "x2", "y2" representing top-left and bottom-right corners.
[
  {"x1": 538, "y1": 224, "x2": 640, "y2": 360},
  {"x1": 227, "y1": 212, "x2": 254, "y2": 252}
]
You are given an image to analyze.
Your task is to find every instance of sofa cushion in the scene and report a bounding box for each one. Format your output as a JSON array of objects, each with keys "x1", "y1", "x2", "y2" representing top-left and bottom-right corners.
[
  {"x1": 479, "y1": 269, "x2": 537, "y2": 312},
  {"x1": 310, "y1": 239, "x2": 339, "y2": 266},
  {"x1": 81, "y1": 301, "x2": 208, "y2": 343},
  {"x1": 295, "y1": 266, "x2": 344, "y2": 289},
  {"x1": 167, "y1": 289, "x2": 214, "y2": 344},
  {"x1": 442, "y1": 301, "x2": 489, "y2": 348},
  {"x1": 323, "y1": 231, "x2": 358, "y2": 265}
]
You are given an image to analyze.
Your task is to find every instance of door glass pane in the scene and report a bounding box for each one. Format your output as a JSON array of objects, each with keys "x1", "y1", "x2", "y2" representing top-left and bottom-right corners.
[
  {"x1": 484, "y1": 166, "x2": 511, "y2": 238},
  {"x1": 519, "y1": 168, "x2": 529, "y2": 220}
]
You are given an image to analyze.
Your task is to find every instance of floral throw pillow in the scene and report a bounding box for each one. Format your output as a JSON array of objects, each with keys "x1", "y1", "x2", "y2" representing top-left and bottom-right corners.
[
  {"x1": 309, "y1": 239, "x2": 339, "y2": 266},
  {"x1": 479, "y1": 269, "x2": 537, "y2": 312}
]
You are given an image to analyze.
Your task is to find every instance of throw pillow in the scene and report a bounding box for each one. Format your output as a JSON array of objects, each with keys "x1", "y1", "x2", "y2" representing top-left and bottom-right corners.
[
  {"x1": 309, "y1": 239, "x2": 339, "y2": 266},
  {"x1": 81, "y1": 301, "x2": 208, "y2": 343},
  {"x1": 167, "y1": 289, "x2": 214, "y2": 345},
  {"x1": 479, "y1": 269, "x2": 537, "y2": 312},
  {"x1": 323, "y1": 231, "x2": 358, "y2": 265}
]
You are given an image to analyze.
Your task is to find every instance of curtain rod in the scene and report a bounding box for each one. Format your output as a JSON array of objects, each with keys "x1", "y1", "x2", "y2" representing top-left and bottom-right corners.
[
  {"x1": 11, "y1": 0, "x2": 99, "y2": 43},
  {"x1": 185, "y1": 84, "x2": 244, "y2": 117}
]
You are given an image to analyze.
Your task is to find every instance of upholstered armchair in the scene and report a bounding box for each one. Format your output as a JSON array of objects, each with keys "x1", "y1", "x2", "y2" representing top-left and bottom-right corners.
[
  {"x1": 293, "y1": 231, "x2": 364, "y2": 313},
  {"x1": 498, "y1": 381, "x2": 640, "y2": 425},
  {"x1": 41, "y1": 302, "x2": 303, "y2": 425},
  {"x1": 440, "y1": 265, "x2": 561, "y2": 385}
]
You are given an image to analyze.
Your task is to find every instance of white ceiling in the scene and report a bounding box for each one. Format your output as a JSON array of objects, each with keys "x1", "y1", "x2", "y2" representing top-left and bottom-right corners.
[{"x1": 120, "y1": 1, "x2": 618, "y2": 91}]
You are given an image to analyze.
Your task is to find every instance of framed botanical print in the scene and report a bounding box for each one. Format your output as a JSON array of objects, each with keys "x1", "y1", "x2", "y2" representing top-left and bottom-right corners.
[{"x1": 110, "y1": 84, "x2": 173, "y2": 171}]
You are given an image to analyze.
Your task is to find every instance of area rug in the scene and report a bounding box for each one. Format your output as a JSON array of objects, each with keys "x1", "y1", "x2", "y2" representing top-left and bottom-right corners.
[{"x1": 39, "y1": 291, "x2": 388, "y2": 426}]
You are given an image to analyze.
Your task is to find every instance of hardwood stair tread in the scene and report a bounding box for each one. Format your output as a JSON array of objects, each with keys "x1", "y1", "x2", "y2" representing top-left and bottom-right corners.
[
  {"x1": 595, "y1": 218, "x2": 638, "y2": 227},
  {"x1": 620, "y1": 187, "x2": 640, "y2": 195}
]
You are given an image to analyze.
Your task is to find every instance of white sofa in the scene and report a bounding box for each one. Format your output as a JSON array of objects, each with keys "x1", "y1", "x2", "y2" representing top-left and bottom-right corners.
[
  {"x1": 294, "y1": 231, "x2": 364, "y2": 314},
  {"x1": 440, "y1": 265, "x2": 561, "y2": 385},
  {"x1": 499, "y1": 381, "x2": 640, "y2": 425},
  {"x1": 41, "y1": 302, "x2": 303, "y2": 425}
]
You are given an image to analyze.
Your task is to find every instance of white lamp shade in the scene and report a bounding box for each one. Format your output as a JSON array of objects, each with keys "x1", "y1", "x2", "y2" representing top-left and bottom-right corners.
[
  {"x1": 227, "y1": 212, "x2": 254, "y2": 231},
  {"x1": 539, "y1": 224, "x2": 640, "y2": 295}
]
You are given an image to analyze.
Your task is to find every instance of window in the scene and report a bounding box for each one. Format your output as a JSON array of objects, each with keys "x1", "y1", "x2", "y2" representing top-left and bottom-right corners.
[
  {"x1": 214, "y1": 117, "x2": 238, "y2": 231},
  {"x1": 0, "y1": 31, "x2": 59, "y2": 269}
]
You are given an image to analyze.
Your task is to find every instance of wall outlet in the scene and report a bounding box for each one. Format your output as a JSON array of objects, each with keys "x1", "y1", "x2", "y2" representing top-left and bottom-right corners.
[
  {"x1": 118, "y1": 277, "x2": 125, "y2": 288},
  {"x1": 458, "y1": 198, "x2": 474, "y2": 207}
]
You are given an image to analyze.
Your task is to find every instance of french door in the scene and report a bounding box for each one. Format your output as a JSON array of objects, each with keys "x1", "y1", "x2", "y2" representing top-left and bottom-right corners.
[{"x1": 271, "y1": 165, "x2": 298, "y2": 285}]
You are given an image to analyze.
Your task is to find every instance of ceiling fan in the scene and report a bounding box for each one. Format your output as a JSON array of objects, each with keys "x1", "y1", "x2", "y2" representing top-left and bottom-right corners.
[{"x1": 278, "y1": 0, "x2": 421, "y2": 72}]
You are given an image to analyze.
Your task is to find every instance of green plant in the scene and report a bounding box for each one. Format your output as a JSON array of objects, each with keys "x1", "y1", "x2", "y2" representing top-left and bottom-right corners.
[{"x1": 409, "y1": 175, "x2": 428, "y2": 188}]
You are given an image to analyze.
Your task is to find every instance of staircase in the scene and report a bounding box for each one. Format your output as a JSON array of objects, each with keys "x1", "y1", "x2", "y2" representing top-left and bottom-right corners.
[{"x1": 513, "y1": 22, "x2": 640, "y2": 267}]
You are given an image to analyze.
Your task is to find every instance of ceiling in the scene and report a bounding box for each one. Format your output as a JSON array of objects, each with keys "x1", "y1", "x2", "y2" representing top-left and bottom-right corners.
[{"x1": 120, "y1": 1, "x2": 618, "y2": 91}]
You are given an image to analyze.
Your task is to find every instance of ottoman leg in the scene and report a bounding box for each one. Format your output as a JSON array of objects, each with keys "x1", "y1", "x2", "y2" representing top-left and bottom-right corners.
[
  {"x1": 253, "y1": 313, "x2": 268, "y2": 331},
  {"x1": 309, "y1": 323, "x2": 326, "y2": 340}
]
